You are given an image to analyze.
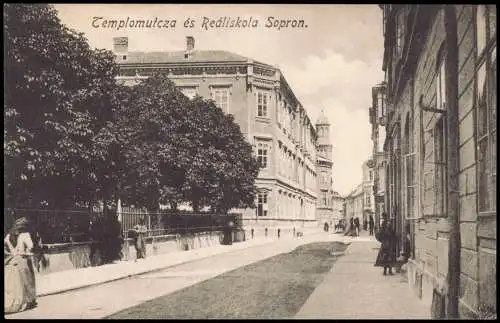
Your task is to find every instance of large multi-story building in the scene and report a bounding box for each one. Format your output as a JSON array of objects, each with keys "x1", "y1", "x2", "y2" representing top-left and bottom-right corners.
[
  {"x1": 114, "y1": 36, "x2": 323, "y2": 230},
  {"x1": 380, "y1": 5, "x2": 496, "y2": 318}
]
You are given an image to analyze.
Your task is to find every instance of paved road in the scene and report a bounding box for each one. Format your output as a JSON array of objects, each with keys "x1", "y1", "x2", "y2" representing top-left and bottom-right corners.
[{"x1": 7, "y1": 233, "x2": 341, "y2": 319}]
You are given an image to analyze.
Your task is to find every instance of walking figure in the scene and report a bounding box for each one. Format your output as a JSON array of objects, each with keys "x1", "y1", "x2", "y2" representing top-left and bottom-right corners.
[
  {"x1": 374, "y1": 214, "x2": 397, "y2": 275},
  {"x1": 354, "y1": 217, "x2": 360, "y2": 237},
  {"x1": 4, "y1": 217, "x2": 38, "y2": 313},
  {"x1": 251, "y1": 228, "x2": 254, "y2": 239},
  {"x1": 369, "y1": 215, "x2": 375, "y2": 236},
  {"x1": 277, "y1": 228, "x2": 281, "y2": 239}
]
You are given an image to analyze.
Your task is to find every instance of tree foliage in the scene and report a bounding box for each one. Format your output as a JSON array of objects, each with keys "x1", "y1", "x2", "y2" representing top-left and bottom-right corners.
[
  {"x1": 117, "y1": 75, "x2": 259, "y2": 213},
  {"x1": 4, "y1": 4, "x2": 259, "y2": 215},
  {"x1": 4, "y1": 4, "x2": 120, "y2": 208}
]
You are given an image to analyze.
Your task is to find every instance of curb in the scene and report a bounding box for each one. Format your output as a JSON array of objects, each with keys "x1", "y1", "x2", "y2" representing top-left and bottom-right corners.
[{"x1": 36, "y1": 237, "x2": 287, "y2": 297}]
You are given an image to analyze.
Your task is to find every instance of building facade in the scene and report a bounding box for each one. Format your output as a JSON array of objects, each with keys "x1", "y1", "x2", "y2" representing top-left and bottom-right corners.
[
  {"x1": 361, "y1": 159, "x2": 375, "y2": 225},
  {"x1": 369, "y1": 83, "x2": 389, "y2": 229},
  {"x1": 343, "y1": 183, "x2": 364, "y2": 231},
  {"x1": 315, "y1": 111, "x2": 336, "y2": 229},
  {"x1": 380, "y1": 5, "x2": 496, "y2": 318},
  {"x1": 332, "y1": 191, "x2": 345, "y2": 226},
  {"x1": 114, "y1": 36, "x2": 321, "y2": 230}
]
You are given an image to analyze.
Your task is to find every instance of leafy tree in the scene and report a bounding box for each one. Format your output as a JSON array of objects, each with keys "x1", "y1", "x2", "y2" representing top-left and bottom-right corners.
[
  {"x1": 117, "y1": 74, "x2": 259, "y2": 214},
  {"x1": 115, "y1": 75, "x2": 192, "y2": 213},
  {"x1": 4, "y1": 4, "x2": 120, "y2": 208},
  {"x1": 185, "y1": 97, "x2": 259, "y2": 213}
]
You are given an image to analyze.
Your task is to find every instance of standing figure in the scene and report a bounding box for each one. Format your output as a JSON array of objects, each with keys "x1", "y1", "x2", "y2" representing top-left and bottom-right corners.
[
  {"x1": 4, "y1": 217, "x2": 38, "y2": 313},
  {"x1": 251, "y1": 228, "x2": 254, "y2": 239},
  {"x1": 363, "y1": 218, "x2": 368, "y2": 231},
  {"x1": 133, "y1": 219, "x2": 147, "y2": 260},
  {"x1": 265, "y1": 227, "x2": 268, "y2": 238},
  {"x1": 374, "y1": 215, "x2": 397, "y2": 275},
  {"x1": 277, "y1": 228, "x2": 281, "y2": 239},
  {"x1": 354, "y1": 217, "x2": 360, "y2": 236},
  {"x1": 368, "y1": 215, "x2": 375, "y2": 236}
]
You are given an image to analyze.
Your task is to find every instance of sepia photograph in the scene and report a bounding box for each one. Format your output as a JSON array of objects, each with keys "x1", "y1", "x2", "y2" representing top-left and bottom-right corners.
[{"x1": 3, "y1": 3, "x2": 497, "y2": 319}]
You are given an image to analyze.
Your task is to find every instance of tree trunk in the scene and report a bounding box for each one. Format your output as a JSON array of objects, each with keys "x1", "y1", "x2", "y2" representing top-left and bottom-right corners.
[
  {"x1": 192, "y1": 199, "x2": 200, "y2": 213},
  {"x1": 170, "y1": 201, "x2": 178, "y2": 212}
]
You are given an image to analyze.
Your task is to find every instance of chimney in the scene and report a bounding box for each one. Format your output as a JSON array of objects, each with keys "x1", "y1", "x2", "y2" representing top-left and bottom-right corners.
[
  {"x1": 113, "y1": 37, "x2": 129, "y2": 53},
  {"x1": 186, "y1": 36, "x2": 195, "y2": 52}
]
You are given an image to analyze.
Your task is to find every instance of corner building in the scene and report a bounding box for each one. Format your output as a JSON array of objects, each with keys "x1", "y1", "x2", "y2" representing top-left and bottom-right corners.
[{"x1": 114, "y1": 36, "x2": 320, "y2": 231}]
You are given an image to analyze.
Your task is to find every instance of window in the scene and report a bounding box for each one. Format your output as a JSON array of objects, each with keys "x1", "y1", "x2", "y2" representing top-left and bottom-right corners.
[
  {"x1": 433, "y1": 116, "x2": 447, "y2": 216},
  {"x1": 404, "y1": 112, "x2": 416, "y2": 219},
  {"x1": 277, "y1": 98, "x2": 283, "y2": 126},
  {"x1": 180, "y1": 87, "x2": 197, "y2": 100},
  {"x1": 212, "y1": 87, "x2": 230, "y2": 113},
  {"x1": 377, "y1": 91, "x2": 386, "y2": 121},
  {"x1": 256, "y1": 90, "x2": 270, "y2": 118},
  {"x1": 394, "y1": 7, "x2": 406, "y2": 59},
  {"x1": 476, "y1": 5, "x2": 496, "y2": 212},
  {"x1": 256, "y1": 142, "x2": 270, "y2": 169},
  {"x1": 436, "y1": 59, "x2": 447, "y2": 111},
  {"x1": 365, "y1": 193, "x2": 371, "y2": 206},
  {"x1": 257, "y1": 192, "x2": 268, "y2": 217},
  {"x1": 321, "y1": 192, "x2": 328, "y2": 207}
]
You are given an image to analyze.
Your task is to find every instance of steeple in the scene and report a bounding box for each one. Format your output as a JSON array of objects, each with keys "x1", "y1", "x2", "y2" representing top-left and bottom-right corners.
[{"x1": 316, "y1": 109, "x2": 332, "y2": 160}]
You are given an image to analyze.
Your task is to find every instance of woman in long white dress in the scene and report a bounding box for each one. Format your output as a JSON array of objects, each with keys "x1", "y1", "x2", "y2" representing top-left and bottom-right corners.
[{"x1": 4, "y1": 217, "x2": 37, "y2": 314}]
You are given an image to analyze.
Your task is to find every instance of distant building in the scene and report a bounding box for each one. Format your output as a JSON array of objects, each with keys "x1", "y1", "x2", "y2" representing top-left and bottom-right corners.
[
  {"x1": 114, "y1": 36, "x2": 321, "y2": 230},
  {"x1": 361, "y1": 159, "x2": 375, "y2": 225},
  {"x1": 380, "y1": 5, "x2": 496, "y2": 318},
  {"x1": 343, "y1": 183, "x2": 364, "y2": 231},
  {"x1": 332, "y1": 191, "x2": 345, "y2": 225},
  {"x1": 369, "y1": 82, "x2": 388, "y2": 229}
]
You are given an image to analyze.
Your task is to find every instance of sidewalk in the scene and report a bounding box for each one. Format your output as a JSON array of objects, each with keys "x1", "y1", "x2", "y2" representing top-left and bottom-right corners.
[
  {"x1": 35, "y1": 230, "x2": 322, "y2": 297},
  {"x1": 295, "y1": 234, "x2": 430, "y2": 319}
]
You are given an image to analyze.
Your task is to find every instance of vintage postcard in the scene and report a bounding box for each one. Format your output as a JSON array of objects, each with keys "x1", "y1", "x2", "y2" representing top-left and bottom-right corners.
[{"x1": 3, "y1": 3, "x2": 497, "y2": 319}]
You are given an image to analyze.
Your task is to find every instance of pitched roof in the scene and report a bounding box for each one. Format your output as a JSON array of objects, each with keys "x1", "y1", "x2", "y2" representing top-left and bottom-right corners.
[{"x1": 118, "y1": 50, "x2": 265, "y2": 65}]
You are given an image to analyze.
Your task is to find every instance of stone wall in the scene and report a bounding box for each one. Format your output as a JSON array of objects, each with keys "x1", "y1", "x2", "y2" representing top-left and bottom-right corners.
[
  {"x1": 36, "y1": 241, "x2": 105, "y2": 275},
  {"x1": 36, "y1": 231, "x2": 235, "y2": 275}
]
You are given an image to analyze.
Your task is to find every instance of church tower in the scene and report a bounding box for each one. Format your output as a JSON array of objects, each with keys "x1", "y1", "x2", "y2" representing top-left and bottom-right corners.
[{"x1": 316, "y1": 110, "x2": 332, "y2": 161}]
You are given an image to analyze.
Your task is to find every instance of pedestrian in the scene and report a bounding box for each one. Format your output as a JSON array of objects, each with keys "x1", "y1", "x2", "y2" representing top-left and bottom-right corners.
[
  {"x1": 277, "y1": 228, "x2": 281, "y2": 239},
  {"x1": 133, "y1": 219, "x2": 147, "y2": 261},
  {"x1": 363, "y1": 218, "x2": 368, "y2": 231},
  {"x1": 374, "y1": 214, "x2": 397, "y2": 275},
  {"x1": 4, "y1": 217, "x2": 38, "y2": 313},
  {"x1": 369, "y1": 215, "x2": 375, "y2": 236},
  {"x1": 265, "y1": 227, "x2": 268, "y2": 238},
  {"x1": 251, "y1": 228, "x2": 254, "y2": 239},
  {"x1": 368, "y1": 215, "x2": 375, "y2": 236},
  {"x1": 354, "y1": 217, "x2": 360, "y2": 236}
]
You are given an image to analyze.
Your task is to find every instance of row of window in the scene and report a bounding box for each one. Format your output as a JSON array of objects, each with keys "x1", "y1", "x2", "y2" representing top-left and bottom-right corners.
[
  {"x1": 256, "y1": 190, "x2": 315, "y2": 218},
  {"x1": 256, "y1": 139, "x2": 317, "y2": 191},
  {"x1": 179, "y1": 85, "x2": 318, "y2": 154}
]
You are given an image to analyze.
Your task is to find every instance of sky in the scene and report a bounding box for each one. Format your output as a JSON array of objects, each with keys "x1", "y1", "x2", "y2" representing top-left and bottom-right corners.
[{"x1": 52, "y1": 4, "x2": 385, "y2": 196}]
